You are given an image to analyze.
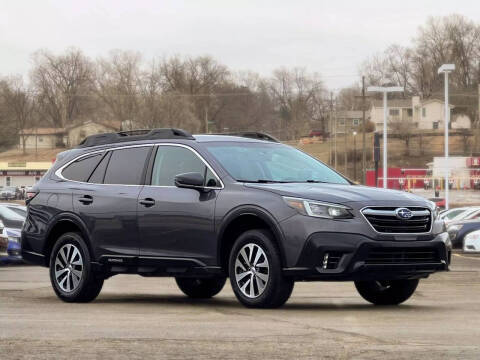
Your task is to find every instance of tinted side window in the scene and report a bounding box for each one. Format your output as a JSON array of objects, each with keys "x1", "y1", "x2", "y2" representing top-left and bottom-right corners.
[
  {"x1": 88, "y1": 152, "x2": 111, "y2": 184},
  {"x1": 151, "y1": 146, "x2": 217, "y2": 186},
  {"x1": 104, "y1": 147, "x2": 151, "y2": 185},
  {"x1": 62, "y1": 153, "x2": 102, "y2": 182}
]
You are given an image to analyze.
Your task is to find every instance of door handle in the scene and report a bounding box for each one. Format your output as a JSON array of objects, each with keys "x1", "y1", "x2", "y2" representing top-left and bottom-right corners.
[
  {"x1": 139, "y1": 198, "x2": 155, "y2": 207},
  {"x1": 78, "y1": 195, "x2": 93, "y2": 205}
]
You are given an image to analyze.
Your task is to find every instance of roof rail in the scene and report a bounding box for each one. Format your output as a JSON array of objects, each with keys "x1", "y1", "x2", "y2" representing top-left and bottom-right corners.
[
  {"x1": 212, "y1": 131, "x2": 280, "y2": 143},
  {"x1": 76, "y1": 128, "x2": 194, "y2": 148}
]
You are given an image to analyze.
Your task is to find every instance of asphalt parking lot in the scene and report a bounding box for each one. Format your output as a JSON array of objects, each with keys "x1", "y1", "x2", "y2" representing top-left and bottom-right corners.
[{"x1": 1, "y1": 254, "x2": 480, "y2": 359}]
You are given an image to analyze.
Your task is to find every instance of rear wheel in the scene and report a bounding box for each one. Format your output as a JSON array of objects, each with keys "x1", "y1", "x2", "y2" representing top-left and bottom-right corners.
[
  {"x1": 354, "y1": 279, "x2": 419, "y2": 305},
  {"x1": 229, "y1": 229, "x2": 294, "y2": 308},
  {"x1": 49, "y1": 232, "x2": 104, "y2": 303},
  {"x1": 175, "y1": 277, "x2": 226, "y2": 298}
]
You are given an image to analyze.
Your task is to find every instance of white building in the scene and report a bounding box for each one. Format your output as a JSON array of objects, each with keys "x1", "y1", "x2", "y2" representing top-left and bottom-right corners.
[
  {"x1": 0, "y1": 161, "x2": 53, "y2": 187},
  {"x1": 370, "y1": 96, "x2": 470, "y2": 132}
]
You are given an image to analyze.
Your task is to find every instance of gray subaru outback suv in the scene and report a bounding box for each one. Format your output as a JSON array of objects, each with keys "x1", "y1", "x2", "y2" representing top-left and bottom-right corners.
[{"x1": 21, "y1": 128, "x2": 451, "y2": 308}]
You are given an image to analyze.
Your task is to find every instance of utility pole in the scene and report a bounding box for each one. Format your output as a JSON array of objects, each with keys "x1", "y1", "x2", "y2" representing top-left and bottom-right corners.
[
  {"x1": 205, "y1": 105, "x2": 209, "y2": 134},
  {"x1": 362, "y1": 76, "x2": 366, "y2": 184}
]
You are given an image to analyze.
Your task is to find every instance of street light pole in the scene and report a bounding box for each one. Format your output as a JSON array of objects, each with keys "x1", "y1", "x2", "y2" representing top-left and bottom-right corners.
[
  {"x1": 438, "y1": 64, "x2": 455, "y2": 210},
  {"x1": 353, "y1": 131, "x2": 357, "y2": 181},
  {"x1": 367, "y1": 86, "x2": 404, "y2": 188}
]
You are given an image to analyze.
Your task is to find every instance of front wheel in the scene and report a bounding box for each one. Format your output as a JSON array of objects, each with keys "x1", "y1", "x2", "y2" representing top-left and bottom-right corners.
[
  {"x1": 354, "y1": 279, "x2": 419, "y2": 305},
  {"x1": 175, "y1": 277, "x2": 226, "y2": 298},
  {"x1": 229, "y1": 229, "x2": 294, "y2": 308},
  {"x1": 49, "y1": 232, "x2": 104, "y2": 303}
]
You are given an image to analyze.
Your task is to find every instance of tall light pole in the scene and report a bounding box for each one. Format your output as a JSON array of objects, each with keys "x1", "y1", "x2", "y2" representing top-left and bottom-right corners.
[
  {"x1": 353, "y1": 131, "x2": 357, "y2": 181},
  {"x1": 438, "y1": 64, "x2": 455, "y2": 210},
  {"x1": 367, "y1": 86, "x2": 404, "y2": 188}
]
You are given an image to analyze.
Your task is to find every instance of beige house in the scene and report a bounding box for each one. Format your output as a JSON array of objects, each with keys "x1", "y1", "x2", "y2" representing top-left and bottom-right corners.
[
  {"x1": 370, "y1": 96, "x2": 469, "y2": 132},
  {"x1": 66, "y1": 120, "x2": 120, "y2": 146},
  {"x1": 332, "y1": 110, "x2": 363, "y2": 134},
  {"x1": 19, "y1": 128, "x2": 67, "y2": 150},
  {"x1": 19, "y1": 120, "x2": 122, "y2": 150}
]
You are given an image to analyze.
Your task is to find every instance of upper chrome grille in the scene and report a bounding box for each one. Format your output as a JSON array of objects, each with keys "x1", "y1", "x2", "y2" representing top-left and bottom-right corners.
[{"x1": 361, "y1": 207, "x2": 432, "y2": 234}]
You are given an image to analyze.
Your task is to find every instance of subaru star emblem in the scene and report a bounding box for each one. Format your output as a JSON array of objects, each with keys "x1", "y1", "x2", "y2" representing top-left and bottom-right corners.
[{"x1": 396, "y1": 208, "x2": 413, "y2": 219}]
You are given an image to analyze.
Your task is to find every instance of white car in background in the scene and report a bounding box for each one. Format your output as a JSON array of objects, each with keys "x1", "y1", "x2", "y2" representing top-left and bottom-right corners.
[
  {"x1": 439, "y1": 207, "x2": 471, "y2": 221},
  {"x1": 444, "y1": 207, "x2": 480, "y2": 225}
]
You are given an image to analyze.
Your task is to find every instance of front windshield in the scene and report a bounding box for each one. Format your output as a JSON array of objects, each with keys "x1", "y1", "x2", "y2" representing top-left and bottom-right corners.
[{"x1": 205, "y1": 142, "x2": 349, "y2": 184}]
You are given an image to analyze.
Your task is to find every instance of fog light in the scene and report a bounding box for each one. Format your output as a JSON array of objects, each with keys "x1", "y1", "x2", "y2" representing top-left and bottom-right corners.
[{"x1": 322, "y1": 253, "x2": 329, "y2": 269}]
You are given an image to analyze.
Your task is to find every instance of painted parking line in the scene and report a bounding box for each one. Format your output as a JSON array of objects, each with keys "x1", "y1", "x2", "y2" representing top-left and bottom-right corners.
[{"x1": 453, "y1": 253, "x2": 480, "y2": 261}]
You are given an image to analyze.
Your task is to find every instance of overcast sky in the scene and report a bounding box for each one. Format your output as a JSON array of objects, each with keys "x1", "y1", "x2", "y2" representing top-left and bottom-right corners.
[{"x1": 1, "y1": 0, "x2": 480, "y2": 90}]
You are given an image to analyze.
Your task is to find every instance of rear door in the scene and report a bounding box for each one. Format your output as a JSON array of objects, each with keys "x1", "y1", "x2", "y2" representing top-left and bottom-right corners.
[{"x1": 69, "y1": 146, "x2": 153, "y2": 261}]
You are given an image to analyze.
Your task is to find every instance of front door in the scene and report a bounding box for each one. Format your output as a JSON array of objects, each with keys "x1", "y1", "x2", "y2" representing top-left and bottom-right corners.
[{"x1": 137, "y1": 144, "x2": 222, "y2": 267}]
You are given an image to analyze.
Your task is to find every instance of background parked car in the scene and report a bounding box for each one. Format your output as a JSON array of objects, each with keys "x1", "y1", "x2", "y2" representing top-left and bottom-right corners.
[
  {"x1": 0, "y1": 204, "x2": 26, "y2": 263},
  {"x1": 0, "y1": 187, "x2": 18, "y2": 200},
  {"x1": 445, "y1": 207, "x2": 480, "y2": 226},
  {"x1": 439, "y1": 207, "x2": 472, "y2": 221},
  {"x1": 0, "y1": 202, "x2": 27, "y2": 217},
  {"x1": 447, "y1": 220, "x2": 480, "y2": 249}
]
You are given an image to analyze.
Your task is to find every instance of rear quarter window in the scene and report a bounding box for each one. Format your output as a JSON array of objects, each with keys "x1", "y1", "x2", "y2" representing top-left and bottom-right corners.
[{"x1": 61, "y1": 153, "x2": 103, "y2": 182}]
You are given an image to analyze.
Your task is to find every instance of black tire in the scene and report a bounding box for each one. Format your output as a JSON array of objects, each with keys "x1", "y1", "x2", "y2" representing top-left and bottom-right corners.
[
  {"x1": 354, "y1": 279, "x2": 419, "y2": 305},
  {"x1": 175, "y1": 277, "x2": 226, "y2": 299},
  {"x1": 49, "y1": 232, "x2": 104, "y2": 303},
  {"x1": 229, "y1": 229, "x2": 294, "y2": 308}
]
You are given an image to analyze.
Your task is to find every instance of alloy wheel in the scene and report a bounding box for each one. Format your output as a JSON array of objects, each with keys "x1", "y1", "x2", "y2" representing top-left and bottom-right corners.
[
  {"x1": 54, "y1": 244, "x2": 84, "y2": 292},
  {"x1": 235, "y1": 243, "x2": 270, "y2": 298}
]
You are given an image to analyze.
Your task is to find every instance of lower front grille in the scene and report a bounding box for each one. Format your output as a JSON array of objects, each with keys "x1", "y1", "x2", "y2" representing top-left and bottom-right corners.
[{"x1": 365, "y1": 248, "x2": 439, "y2": 264}]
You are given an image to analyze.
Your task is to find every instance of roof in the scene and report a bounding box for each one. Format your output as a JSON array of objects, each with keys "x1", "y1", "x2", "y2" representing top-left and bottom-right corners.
[
  {"x1": 421, "y1": 98, "x2": 454, "y2": 107},
  {"x1": 336, "y1": 110, "x2": 363, "y2": 119},
  {"x1": 19, "y1": 128, "x2": 66, "y2": 135},
  {"x1": 371, "y1": 99, "x2": 412, "y2": 108}
]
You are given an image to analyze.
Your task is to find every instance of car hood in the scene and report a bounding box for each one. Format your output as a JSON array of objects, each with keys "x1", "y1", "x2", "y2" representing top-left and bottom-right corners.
[{"x1": 245, "y1": 183, "x2": 433, "y2": 209}]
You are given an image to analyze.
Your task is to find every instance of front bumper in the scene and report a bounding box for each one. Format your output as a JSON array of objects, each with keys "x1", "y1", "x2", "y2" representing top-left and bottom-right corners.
[{"x1": 283, "y1": 232, "x2": 450, "y2": 281}]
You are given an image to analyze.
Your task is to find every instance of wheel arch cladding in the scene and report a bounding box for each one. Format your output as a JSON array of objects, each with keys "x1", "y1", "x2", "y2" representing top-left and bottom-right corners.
[
  {"x1": 43, "y1": 215, "x2": 92, "y2": 267},
  {"x1": 218, "y1": 207, "x2": 287, "y2": 273}
]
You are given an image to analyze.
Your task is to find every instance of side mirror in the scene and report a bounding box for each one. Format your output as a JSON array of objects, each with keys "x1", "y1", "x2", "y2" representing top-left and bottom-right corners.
[{"x1": 174, "y1": 172, "x2": 205, "y2": 190}]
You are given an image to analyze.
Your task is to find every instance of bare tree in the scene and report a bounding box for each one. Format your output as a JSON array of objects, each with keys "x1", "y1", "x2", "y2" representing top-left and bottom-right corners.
[
  {"x1": 94, "y1": 50, "x2": 142, "y2": 129},
  {"x1": 389, "y1": 117, "x2": 414, "y2": 156},
  {"x1": 160, "y1": 55, "x2": 229, "y2": 132},
  {"x1": 268, "y1": 68, "x2": 326, "y2": 139},
  {"x1": 361, "y1": 15, "x2": 480, "y2": 97},
  {"x1": 31, "y1": 48, "x2": 93, "y2": 128},
  {"x1": 0, "y1": 77, "x2": 36, "y2": 154}
]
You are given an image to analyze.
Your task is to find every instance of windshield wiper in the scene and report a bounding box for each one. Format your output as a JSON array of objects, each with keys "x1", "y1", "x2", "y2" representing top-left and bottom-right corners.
[
  {"x1": 236, "y1": 179, "x2": 290, "y2": 183},
  {"x1": 286, "y1": 180, "x2": 329, "y2": 183}
]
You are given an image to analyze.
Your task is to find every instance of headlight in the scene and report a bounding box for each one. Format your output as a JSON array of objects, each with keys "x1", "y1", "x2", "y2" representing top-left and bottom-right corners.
[
  {"x1": 283, "y1": 197, "x2": 353, "y2": 219},
  {"x1": 447, "y1": 224, "x2": 463, "y2": 240}
]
